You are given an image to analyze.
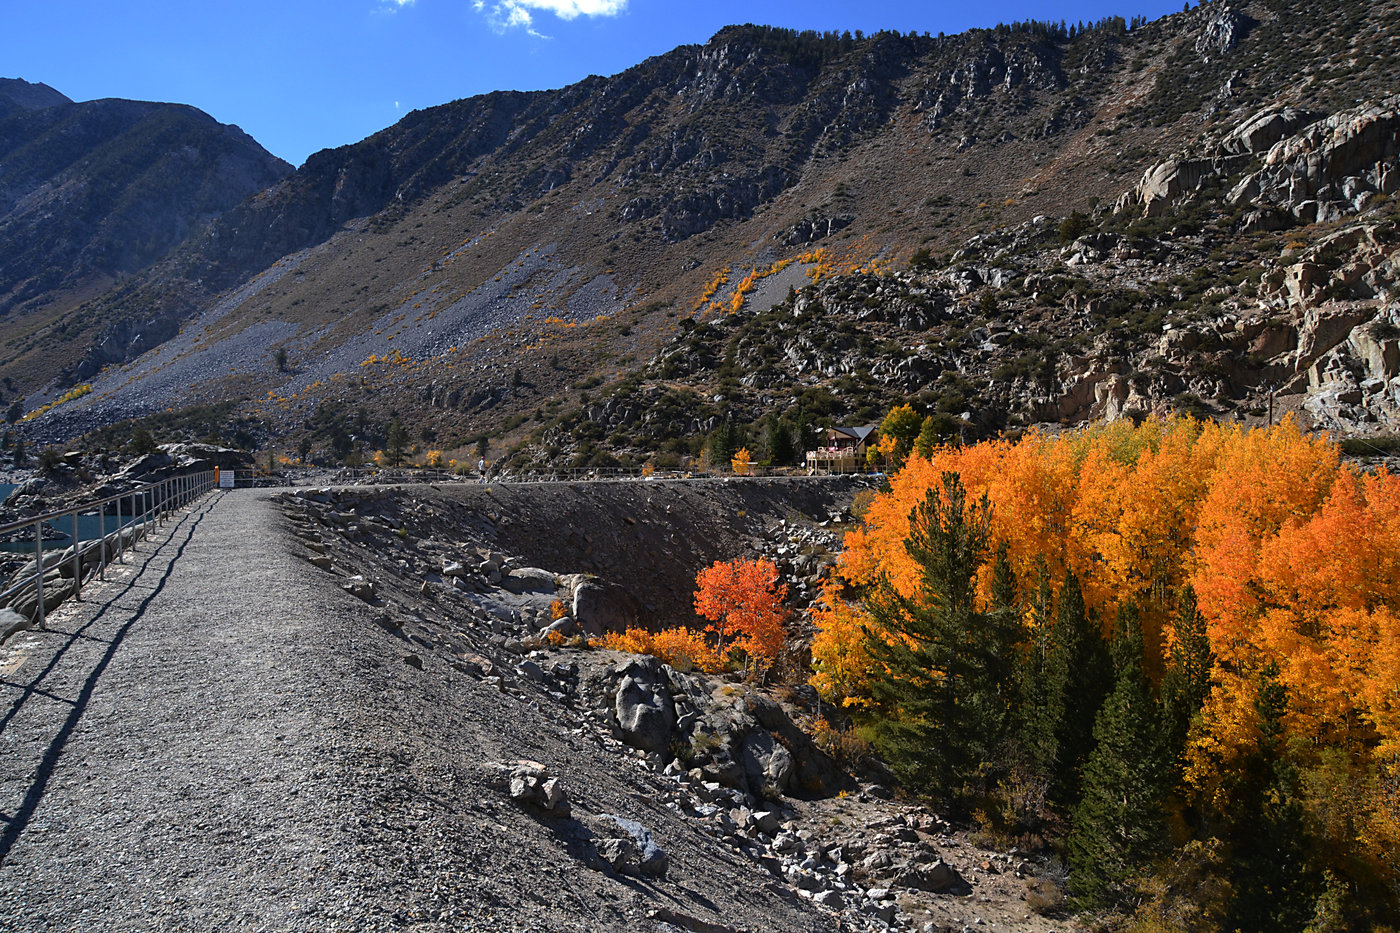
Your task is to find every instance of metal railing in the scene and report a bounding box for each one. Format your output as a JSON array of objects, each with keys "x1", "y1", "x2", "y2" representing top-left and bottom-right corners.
[{"x1": 0, "y1": 470, "x2": 217, "y2": 630}]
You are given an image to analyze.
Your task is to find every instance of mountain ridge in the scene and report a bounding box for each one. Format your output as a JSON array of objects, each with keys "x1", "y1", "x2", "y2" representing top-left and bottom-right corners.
[
  {"x1": 7, "y1": 0, "x2": 1400, "y2": 464},
  {"x1": 0, "y1": 85, "x2": 291, "y2": 398}
]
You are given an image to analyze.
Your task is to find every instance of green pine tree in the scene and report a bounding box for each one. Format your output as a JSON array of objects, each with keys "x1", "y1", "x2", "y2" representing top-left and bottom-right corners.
[
  {"x1": 766, "y1": 418, "x2": 796, "y2": 466},
  {"x1": 1068, "y1": 604, "x2": 1168, "y2": 908},
  {"x1": 990, "y1": 541, "x2": 1017, "y2": 613},
  {"x1": 1160, "y1": 585, "x2": 1214, "y2": 784},
  {"x1": 1044, "y1": 571, "x2": 1112, "y2": 807},
  {"x1": 864, "y1": 472, "x2": 1020, "y2": 803},
  {"x1": 386, "y1": 417, "x2": 410, "y2": 466},
  {"x1": 1221, "y1": 663, "x2": 1322, "y2": 932},
  {"x1": 706, "y1": 421, "x2": 737, "y2": 467},
  {"x1": 1015, "y1": 561, "x2": 1057, "y2": 761}
]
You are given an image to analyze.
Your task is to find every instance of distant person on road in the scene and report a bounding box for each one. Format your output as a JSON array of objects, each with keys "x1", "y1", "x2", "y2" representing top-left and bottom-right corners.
[{"x1": 478, "y1": 457, "x2": 487, "y2": 483}]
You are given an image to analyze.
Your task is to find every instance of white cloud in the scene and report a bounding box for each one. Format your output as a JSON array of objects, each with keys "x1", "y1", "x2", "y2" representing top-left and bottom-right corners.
[{"x1": 475, "y1": 0, "x2": 625, "y2": 36}]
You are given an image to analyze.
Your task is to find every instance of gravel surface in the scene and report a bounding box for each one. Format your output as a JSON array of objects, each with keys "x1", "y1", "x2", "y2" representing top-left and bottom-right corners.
[{"x1": 0, "y1": 490, "x2": 838, "y2": 932}]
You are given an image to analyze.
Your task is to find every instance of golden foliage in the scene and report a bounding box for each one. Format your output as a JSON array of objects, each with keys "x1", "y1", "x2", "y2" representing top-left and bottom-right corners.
[
  {"x1": 810, "y1": 415, "x2": 1400, "y2": 889},
  {"x1": 22, "y1": 383, "x2": 92, "y2": 422},
  {"x1": 808, "y1": 716, "x2": 872, "y2": 766},
  {"x1": 731, "y1": 447, "x2": 753, "y2": 475},
  {"x1": 602, "y1": 626, "x2": 725, "y2": 673}
]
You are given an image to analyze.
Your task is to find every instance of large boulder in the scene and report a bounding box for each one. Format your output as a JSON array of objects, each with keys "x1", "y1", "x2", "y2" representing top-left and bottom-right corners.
[
  {"x1": 739, "y1": 729, "x2": 794, "y2": 800},
  {"x1": 572, "y1": 580, "x2": 629, "y2": 636},
  {"x1": 1219, "y1": 106, "x2": 1315, "y2": 156},
  {"x1": 500, "y1": 566, "x2": 557, "y2": 595},
  {"x1": 893, "y1": 860, "x2": 971, "y2": 895},
  {"x1": 0, "y1": 607, "x2": 32, "y2": 642},
  {"x1": 1230, "y1": 97, "x2": 1400, "y2": 219},
  {"x1": 489, "y1": 760, "x2": 571, "y2": 817},
  {"x1": 1127, "y1": 158, "x2": 1218, "y2": 216},
  {"x1": 614, "y1": 658, "x2": 675, "y2": 755}
]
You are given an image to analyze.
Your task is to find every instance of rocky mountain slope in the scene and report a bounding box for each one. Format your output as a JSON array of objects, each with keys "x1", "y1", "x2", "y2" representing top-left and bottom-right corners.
[
  {"x1": 523, "y1": 95, "x2": 1400, "y2": 468},
  {"x1": 0, "y1": 80, "x2": 291, "y2": 389},
  {"x1": 9, "y1": 0, "x2": 1400, "y2": 461}
]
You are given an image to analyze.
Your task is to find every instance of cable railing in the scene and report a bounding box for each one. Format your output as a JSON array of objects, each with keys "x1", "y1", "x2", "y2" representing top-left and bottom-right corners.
[{"x1": 0, "y1": 470, "x2": 217, "y2": 632}]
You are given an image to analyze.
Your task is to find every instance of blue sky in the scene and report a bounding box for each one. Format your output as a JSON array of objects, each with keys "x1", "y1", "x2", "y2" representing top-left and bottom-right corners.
[{"x1": 3, "y1": 0, "x2": 1187, "y2": 167}]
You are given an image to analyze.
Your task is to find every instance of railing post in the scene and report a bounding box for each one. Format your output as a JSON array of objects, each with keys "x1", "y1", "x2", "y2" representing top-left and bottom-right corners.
[
  {"x1": 34, "y1": 518, "x2": 44, "y2": 630},
  {"x1": 116, "y1": 494, "x2": 125, "y2": 563},
  {"x1": 72, "y1": 511, "x2": 82, "y2": 601},
  {"x1": 98, "y1": 505, "x2": 107, "y2": 581}
]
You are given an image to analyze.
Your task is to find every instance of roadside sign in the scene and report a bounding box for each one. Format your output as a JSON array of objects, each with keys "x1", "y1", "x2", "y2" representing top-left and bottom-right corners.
[{"x1": 219, "y1": 470, "x2": 235, "y2": 488}]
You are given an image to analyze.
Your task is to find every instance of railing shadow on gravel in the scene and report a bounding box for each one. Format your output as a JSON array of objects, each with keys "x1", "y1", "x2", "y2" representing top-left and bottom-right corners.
[
  {"x1": 0, "y1": 471, "x2": 217, "y2": 636},
  {"x1": 0, "y1": 496, "x2": 216, "y2": 867},
  {"x1": 0, "y1": 528, "x2": 174, "y2": 742}
]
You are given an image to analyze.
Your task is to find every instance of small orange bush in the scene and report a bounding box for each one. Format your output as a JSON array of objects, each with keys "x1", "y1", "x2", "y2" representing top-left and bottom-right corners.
[{"x1": 602, "y1": 626, "x2": 725, "y2": 673}]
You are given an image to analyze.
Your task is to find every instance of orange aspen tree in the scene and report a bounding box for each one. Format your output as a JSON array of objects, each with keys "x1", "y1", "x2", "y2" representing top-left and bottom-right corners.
[{"x1": 694, "y1": 558, "x2": 789, "y2": 672}]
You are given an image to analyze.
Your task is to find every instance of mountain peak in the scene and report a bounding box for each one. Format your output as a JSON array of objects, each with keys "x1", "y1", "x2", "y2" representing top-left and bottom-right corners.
[{"x1": 0, "y1": 77, "x2": 72, "y2": 111}]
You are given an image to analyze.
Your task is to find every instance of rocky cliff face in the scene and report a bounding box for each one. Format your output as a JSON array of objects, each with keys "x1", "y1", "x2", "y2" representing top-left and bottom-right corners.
[{"x1": 30, "y1": 21, "x2": 1138, "y2": 391}]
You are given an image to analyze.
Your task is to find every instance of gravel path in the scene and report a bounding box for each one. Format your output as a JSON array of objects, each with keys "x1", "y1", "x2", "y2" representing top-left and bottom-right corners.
[
  {"x1": 0, "y1": 491, "x2": 363, "y2": 930},
  {"x1": 0, "y1": 490, "x2": 836, "y2": 932}
]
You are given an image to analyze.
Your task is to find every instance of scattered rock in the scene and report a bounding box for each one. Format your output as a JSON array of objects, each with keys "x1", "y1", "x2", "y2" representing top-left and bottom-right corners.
[
  {"x1": 491, "y1": 760, "x2": 572, "y2": 817},
  {"x1": 596, "y1": 814, "x2": 668, "y2": 877},
  {"x1": 893, "y1": 859, "x2": 972, "y2": 895},
  {"x1": 341, "y1": 576, "x2": 376, "y2": 601}
]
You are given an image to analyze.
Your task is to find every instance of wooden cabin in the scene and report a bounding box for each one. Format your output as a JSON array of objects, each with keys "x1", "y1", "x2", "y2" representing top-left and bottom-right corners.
[{"x1": 806, "y1": 425, "x2": 877, "y2": 474}]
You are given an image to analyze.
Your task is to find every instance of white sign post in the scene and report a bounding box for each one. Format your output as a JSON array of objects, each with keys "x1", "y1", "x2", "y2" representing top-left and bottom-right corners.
[{"x1": 219, "y1": 470, "x2": 235, "y2": 489}]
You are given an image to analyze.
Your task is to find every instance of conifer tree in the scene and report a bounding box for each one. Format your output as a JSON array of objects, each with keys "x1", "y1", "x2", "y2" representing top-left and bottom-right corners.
[
  {"x1": 864, "y1": 472, "x2": 1018, "y2": 802},
  {"x1": 766, "y1": 419, "x2": 796, "y2": 466},
  {"x1": 1221, "y1": 664, "x2": 1321, "y2": 932},
  {"x1": 990, "y1": 541, "x2": 1017, "y2": 613},
  {"x1": 386, "y1": 417, "x2": 410, "y2": 466},
  {"x1": 1013, "y1": 561, "x2": 1058, "y2": 792},
  {"x1": 1159, "y1": 585, "x2": 1214, "y2": 783},
  {"x1": 1068, "y1": 604, "x2": 1167, "y2": 907},
  {"x1": 1044, "y1": 571, "x2": 1112, "y2": 807}
]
